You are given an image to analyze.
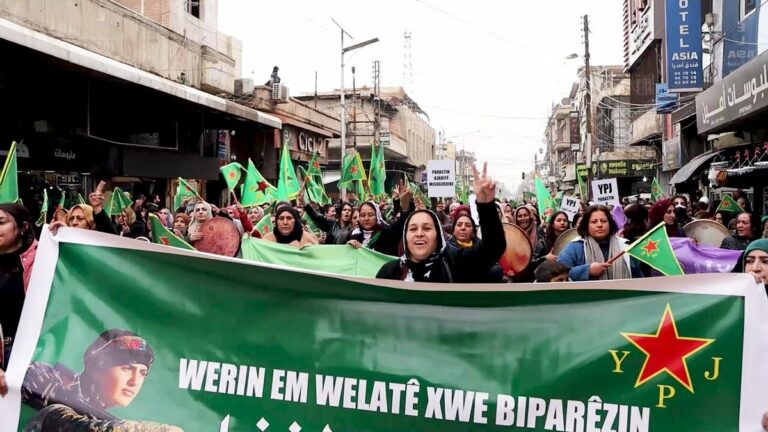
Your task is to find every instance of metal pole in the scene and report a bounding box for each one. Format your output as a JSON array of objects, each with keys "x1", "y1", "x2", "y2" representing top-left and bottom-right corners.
[
  {"x1": 340, "y1": 29, "x2": 347, "y2": 201},
  {"x1": 583, "y1": 14, "x2": 593, "y2": 202}
]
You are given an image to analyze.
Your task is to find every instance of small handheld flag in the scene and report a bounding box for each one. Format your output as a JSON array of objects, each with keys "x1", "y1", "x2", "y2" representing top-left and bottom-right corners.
[
  {"x1": 624, "y1": 222, "x2": 684, "y2": 276},
  {"x1": 149, "y1": 213, "x2": 194, "y2": 250},
  {"x1": 0, "y1": 141, "x2": 19, "y2": 203},
  {"x1": 715, "y1": 195, "x2": 744, "y2": 213}
]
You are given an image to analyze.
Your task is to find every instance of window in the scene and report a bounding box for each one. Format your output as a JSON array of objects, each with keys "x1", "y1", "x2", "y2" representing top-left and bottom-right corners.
[
  {"x1": 186, "y1": 0, "x2": 200, "y2": 19},
  {"x1": 741, "y1": 0, "x2": 756, "y2": 20}
]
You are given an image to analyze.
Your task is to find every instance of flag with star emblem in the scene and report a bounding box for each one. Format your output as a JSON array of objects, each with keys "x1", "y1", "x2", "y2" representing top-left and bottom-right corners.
[
  {"x1": 299, "y1": 166, "x2": 331, "y2": 205},
  {"x1": 368, "y1": 143, "x2": 387, "y2": 198},
  {"x1": 339, "y1": 151, "x2": 367, "y2": 185},
  {"x1": 35, "y1": 188, "x2": 49, "y2": 227},
  {"x1": 241, "y1": 159, "x2": 276, "y2": 207},
  {"x1": 715, "y1": 195, "x2": 744, "y2": 213},
  {"x1": 277, "y1": 143, "x2": 300, "y2": 202},
  {"x1": 651, "y1": 177, "x2": 665, "y2": 201},
  {"x1": 625, "y1": 221, "x2": 684, "y2": 276},
  {"x1": 0, "y1": 141, "x2": 19, "y2": 203},
  {"x1": 553, "y1": 190, "x2": 564, "y2": 208},
  {"x1": 306, "y1": 151, "x2": 323, "y2": 183},
  {"x1": 535, "y1": 177, "x2": 554, "y2": 216},
  {"x1": 252, "y1": 214, "x2": 273, "y2": 238},
  {"x1": 219, "y1": 162, "x2": 244, "y2": 193},
  {"x1": 149, "y1": 213, "x2": 194, "y2": 250}
]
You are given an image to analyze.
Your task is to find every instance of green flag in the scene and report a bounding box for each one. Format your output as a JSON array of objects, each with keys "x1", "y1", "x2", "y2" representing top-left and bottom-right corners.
[
  {"x1": 625, "y1": 221, "x2": 684, "y2": 276},
  {"x1": 106, "y1": 187, "x2": 133, "y2": 216},
  {"x1": 716, "y1": 195, "x2": 744, "y2": 213},
  {"x1": 0, "y1": 141, "x2": 19, "y2": 203},
  {"x1": 299, "y1": 166, "x2": 331, "y2": 205},
  {"x1": 277, "y1": 143, "x2": 300, "y2": 201},
  {"x1": 253, "y1": 214, "x2": 274, "y2": 237},
  {"x1": 651, "y1": 177, "x2": 665, "y2": 201},
  {"x1": 76, "y1": 193, "x2": 86, "y2": 205},
  {"x1": 460, "y1": 182, "x2": 469, "y2": 204},
  {"x1": 535, "y1": 177, "x2": 554, "y2": 216},
  {"x1": 368, "y1": 144, "x2": 386, "y2": 198},
  {"x1": 340, "y1": 151, "x2": 367, "y2": 184},
  {"x1": 301, "y1": 211, "x2": 323, "y2": 235},
  {"x1": 306, "y1": 151, "x2": 323, "y2": 182},
  {"x1": 174, "y1": 178, "x2": 201, "y2": 211},
  {"x1": 55, "y1": 187, "x2": 65, "y2": 209},
  {"x1": 577, "y1": 172, "x2": 589, "y2": 200},
  {"x1": 554, "y1": 191, "x2": 564, "y2": 208},
  {"x1": 149, "y1": 213, "x2": 194, "y2": 250},
  {"x1": 241, "y1": 159, "x2": 276, "y2": 207},
  {"x1": 35, "y1": 188, "x2": 49, "y2": 227},
  {"x1": 219, "y1": 162, "x2": 244, "y2": 193}
]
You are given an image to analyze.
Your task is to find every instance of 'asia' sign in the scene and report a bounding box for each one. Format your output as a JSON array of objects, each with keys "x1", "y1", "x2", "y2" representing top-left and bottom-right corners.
[
  {"x1": 426, "y1": 159, "x2": 455, "y2": 198},
  {"x1": 665, "y1": 0, "x2": 703, "y2": 92},
  {"x1": 591, "y1": 178, "x2": 620, "y2": 206},
  {"x1": 3, "y1": 229, "x2": 768, "y2": 431}
]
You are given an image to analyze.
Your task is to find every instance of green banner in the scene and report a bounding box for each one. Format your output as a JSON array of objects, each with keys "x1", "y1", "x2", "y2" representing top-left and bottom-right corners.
[
  {"x1": 3, "y1": 229, "x2": 768, "y2": 432},
  {"x1": 241, "y1": 237, "x2": 396, "y2": 278}
]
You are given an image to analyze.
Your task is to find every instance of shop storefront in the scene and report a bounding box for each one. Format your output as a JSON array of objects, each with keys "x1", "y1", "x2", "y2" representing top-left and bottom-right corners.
[{"x1": 575, "y1": 159, "x2": 656, "y2": 197}]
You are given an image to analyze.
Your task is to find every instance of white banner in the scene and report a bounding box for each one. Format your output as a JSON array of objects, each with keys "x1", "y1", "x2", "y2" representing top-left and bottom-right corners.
[
  {"x1": 426, "y1": 159, "x2": 455, "y2": 198},
  {"x1": 560, "y1": 195, "x2": 581, "y2": 221}
]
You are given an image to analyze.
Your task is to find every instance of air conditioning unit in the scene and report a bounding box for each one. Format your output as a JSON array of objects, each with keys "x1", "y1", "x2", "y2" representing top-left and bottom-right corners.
[
  {"x1": 234, "y1": 78, "x2": 254, "y2": 96},
  {"x1": 271, "y1": 83, "x2": 289, "y2": 102}
]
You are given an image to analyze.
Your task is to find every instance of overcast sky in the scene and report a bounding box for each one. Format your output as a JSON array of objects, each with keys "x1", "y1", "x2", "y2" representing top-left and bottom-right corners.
[{"x1": 219, "y1": 0, "x2": 624, "y2": 191}]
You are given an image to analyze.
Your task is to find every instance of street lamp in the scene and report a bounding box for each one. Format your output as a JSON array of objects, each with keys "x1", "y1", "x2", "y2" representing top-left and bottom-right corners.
[{"x1": 332, "y1": 18, "x2": 379, "y2": 201}]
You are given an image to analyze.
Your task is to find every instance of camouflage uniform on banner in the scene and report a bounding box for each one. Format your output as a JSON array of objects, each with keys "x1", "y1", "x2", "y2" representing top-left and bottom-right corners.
[{"x1": 20, "y1": 330, "x2": 182, "y2": 432}]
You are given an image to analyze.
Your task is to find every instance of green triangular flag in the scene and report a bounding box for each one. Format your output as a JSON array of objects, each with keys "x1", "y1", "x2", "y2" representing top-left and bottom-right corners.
[
  {"x1": 56, "y1": 187, "x2": 65, "y2": 209},
  {"x1": 106, "y1": 187, "x2": 133, "y2": 216},
  {"x1": 241, "y1": 159, "x2": 276, "y2": 206},
  {"x1": 220, "y1": 162, "x2": 244, "y2": 193},
  {"x1": 554, "y1": 191, "x2": 564, "y2": 208},
  {"x1": 76, "y1": 193, "x2": 86, "y2": 205},
  {"x1": 149, "y1": 213, "x2": 194, "y2": 250},
  {"x1": 369, "y1": 144, "x2": 386, "y2": 198},
  {"x1": 306, "y1": 151, "x2": 323, "y2": 183},
  {"x1": 625, "y1": 221, "x2": 684, "y2": 276},
  {"x1": 0, "y1": 141, "x2": 19, "y2": 203},
  {"x1": 650, "y1": 178, "x2": 664, "y2": 201},
  {"x1": 300, "y1": 166, "x2": 331, "y2": 205},
  {"x1": 278, "y1": 143, "x2": 300, "y2": 201},
  {"x1": 716, "y1": 195, "x2": 744, "y2": 213},
  {"x1": 340, "y1": 151, "x2": 367, "y2": 184},
  {"x1": 174, "y1": 178, "x2": 201, "y2": 211},
  {"x1": 35, "y1": 189, "x2": 49, "y2": 227},
  {"x1": 535, "y1": 177, "x2": 554, "y2": 216},
  {"x1": 253, "y1": 214, "x2": 273, "y2": 237},
  {"x1": 301, "y1": 211, "x2": 323, "y2": 235}
]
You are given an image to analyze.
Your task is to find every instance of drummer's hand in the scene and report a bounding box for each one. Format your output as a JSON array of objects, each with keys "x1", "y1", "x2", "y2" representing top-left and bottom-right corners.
[
  {"x1": 210, "y1": 205, "x2": 220, "y2": 214},
  {"x1": 589, "y1": 262, "x2": 610, "y2": 278},
  {"x1": 545, "y1": 252, "x2": 557, "y2": 263},
  {"x1": 472, "y1": 162, "x2": 496, "y2": 204},
  {"x1": 189, "y1": 231, "x2": 203, "y2": 242}
]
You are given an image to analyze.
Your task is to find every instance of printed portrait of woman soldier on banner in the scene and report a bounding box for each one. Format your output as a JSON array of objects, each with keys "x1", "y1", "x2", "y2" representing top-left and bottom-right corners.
[{"x1": 20, "y1": 329, "x2": 183, "y2": 432}]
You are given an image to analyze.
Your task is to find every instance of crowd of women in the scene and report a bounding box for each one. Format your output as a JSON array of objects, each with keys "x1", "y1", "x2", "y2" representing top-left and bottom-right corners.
[{"x1": 2, "y1": 165, "x2": 768, "y2": 400}]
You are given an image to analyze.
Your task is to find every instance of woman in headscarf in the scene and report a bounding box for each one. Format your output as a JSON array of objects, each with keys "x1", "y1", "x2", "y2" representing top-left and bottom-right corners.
[
  {"x1": 649, "y1": 199, "x2": 685, "y2": 237},
  {"x1": 740, "y1": 239, "x2": 768, "y2": 286},
  {"x1": 721, "y1": 212, "x2": 759, "y2": 251},
  {"x1": 49, "y1": 182, "x2": 116, "y2": 235},
  {"x1": 348, "y1": 197, "x2": 412, "y2": 256},
  {"x1": 514, "y1": 205, "x2": 547, "y2": 269},
  {"x1": 496, "y1": 202, "x2": 514, "y2": 224},
  {"x1": 186, "y1": 201, "x2": 213, "y2": 245},
  {"x1": 0, "y1": 203, "x2": 37, "y2": 370},
  {"x1": 376, "y1": 163, "x2": 506, "y2": 282},
  {"x1": 558, "y1": 205, "x2": 644, "y2": 281},
  {"x1": 172, "y1": 213, "x2": 190, "y2": 238},
  {"x1": 621, "y1": 203, "x2": 649, "y2": 243},
  {"x1": 226, "y1": 205, "x2": 253, "y2": 237},
  {"x1": 21, "y1": 329, "x2": 183, "y2": 431},
  {"x1": 262, "y1": 206, "x2": 318, "y2": 247},
  {"x1": 158, "y1": 208, "x2": 174, "y2": 229}
]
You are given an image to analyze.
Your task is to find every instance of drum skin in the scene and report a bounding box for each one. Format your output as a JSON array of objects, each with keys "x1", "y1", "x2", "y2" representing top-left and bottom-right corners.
[
  {"x1": 193, "y1": 217, "x2": 240, "y2": 257},
  {"x1": 498, "y1": 222, "x2": 532, "y2": 274},
  {"x1": 683, "y1": 220, "x2": 730, "y2": 248},
  {"x1": 552, "y1": 228, "x2": 580, "y2": 256}
]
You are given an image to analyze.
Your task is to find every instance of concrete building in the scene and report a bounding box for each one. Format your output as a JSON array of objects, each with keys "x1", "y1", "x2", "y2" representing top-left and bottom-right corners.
[
  {"x1": 455, "y1": 149, "x2": 476, "y2": 189},
  {"x1": 0, "y1": 0, "x2": 281, "y2": 210},
  {"x1": 296, "y1": 86, "x2": 436, "y2": 186}
]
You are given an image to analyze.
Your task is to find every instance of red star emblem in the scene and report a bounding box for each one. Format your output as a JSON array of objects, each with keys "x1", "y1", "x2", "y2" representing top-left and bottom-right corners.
[
  {"x1": 262, "y1": 225, "x2": 269, "y2": 234},
  {"x1": 622, "y1": 304, "x2": 714, "y2": 392},
  {"x1": 641, "y1": 239, "x2": 659, "y2": 256},
  {"x1": 313, "y1": 161, "x2": 320, "y2": 168},
  {"x1": 160, "y1": 237, "x2": 169, "y2": 246},
  {"x1": 350, "y1": 166, "x2": 358, "y2": 174},
  {"x1": 257, "y1": 181, "x2": 269, "y2": 193},
  {"x1": 721, "y1": 199, "x2": 731, "y2": 208},
  {"x1": 228, "y1": 171, "x2": 237, "y2": 179}
]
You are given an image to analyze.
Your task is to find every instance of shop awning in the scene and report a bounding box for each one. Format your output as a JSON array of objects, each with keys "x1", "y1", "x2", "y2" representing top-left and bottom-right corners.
[
  {"x1": 669, "y1": 151, "x2": 716, "y2": 185},
  {"x1": 0, "y1": 17, "x2": 281, "y2": 130}
]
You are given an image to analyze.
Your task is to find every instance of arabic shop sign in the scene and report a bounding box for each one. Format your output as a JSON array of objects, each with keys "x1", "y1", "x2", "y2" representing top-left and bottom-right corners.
[
  {"x1": 696, "y1": 48, "x2": 768, "y2": 134},
  {"x1": 576, "y1": 160, "x2": 654, "y2": 179},
  {"x1": 665, "y1": 0, "x2": 703, "y2": 92}
]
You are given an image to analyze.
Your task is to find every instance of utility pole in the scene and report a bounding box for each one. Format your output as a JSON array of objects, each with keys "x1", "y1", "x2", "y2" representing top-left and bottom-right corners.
[
  {"x1": 372, "y1": 60, "x2": 382, "y2": 157},
  {"x1": 583, "y1": 14, "x2": 593, "y2": 201},
  {"x1": 352, "y1": 66, "x2": 357, "y2": 149}
]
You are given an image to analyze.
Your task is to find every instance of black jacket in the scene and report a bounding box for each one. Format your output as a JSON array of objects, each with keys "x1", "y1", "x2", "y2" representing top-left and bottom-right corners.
[
  {"x1": 376, "y1": 202, "x2": 506, "y2": 282},
  {"x1": 93, "y1": 210, "x2": 116, "y2": 235},
  {"x1": 350, "y1": 204, "x2": 412, "y2": 257},
  {"x1": 721, "y1": 234, "x2": 753, "y2": 251},
  {"x1": 304, "y1": 204, "x2": 353, "y2": 244}
]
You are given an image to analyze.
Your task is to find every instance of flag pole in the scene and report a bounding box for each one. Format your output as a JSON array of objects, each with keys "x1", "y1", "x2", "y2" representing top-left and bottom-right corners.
[{"x1": 606, "y1": 251, "x2": 625, "y2": 265}]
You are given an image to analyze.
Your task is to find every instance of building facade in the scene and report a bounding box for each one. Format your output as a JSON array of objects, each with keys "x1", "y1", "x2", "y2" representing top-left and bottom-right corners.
[{"x1": 0, "y1": 0, "x2": 280, "y2": 212}]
